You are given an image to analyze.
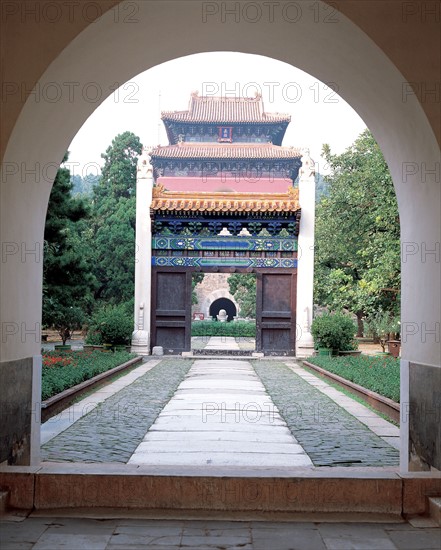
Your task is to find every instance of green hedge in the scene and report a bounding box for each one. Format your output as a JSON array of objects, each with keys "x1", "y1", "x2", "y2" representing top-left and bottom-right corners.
[
  {"x1": 42, "y1": 350, "x2": 136, "y2": 400},
  {"x1": 191, "y1": 320, "x2": 256, "y2": 338},
  {"x1": 311, "y1": 312, "x2": 357, "y2": 350},
  {"x1": 85, "y1": 304, "x2": 133, "y2": 345},
  {"x1": 306, "y1": 355, "x2": 400, "y2": 402}
]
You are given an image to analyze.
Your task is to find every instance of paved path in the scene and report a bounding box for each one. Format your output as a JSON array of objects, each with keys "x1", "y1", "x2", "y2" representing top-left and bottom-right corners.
[
  {"x1": 42, "y1": 359, "x2": 192, "y2": 463},
  {"x1": 129, "y1": 359, "x2": 312, "y2": 467},
  {"x1": 1, "y1": 516, "x2": 439, "y2": 550},
  {"x1": 253, "y1": 361, "x2": 399, "y2": 467},
  {"x1": 41, "y1": 361, "x2": 160, "y2": 445},
  {"x1": 289, "y1": 362, "x2": 400, "y2": 450},
  {"x1": 204, "y1": 336, "x2": 240, "y2": 351},
  {"x1": 41, "y1": 357, "x2": 399, "y2": 468}
]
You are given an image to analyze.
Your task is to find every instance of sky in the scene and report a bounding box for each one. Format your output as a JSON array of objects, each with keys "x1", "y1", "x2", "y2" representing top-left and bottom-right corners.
[{"x1": 66, "y1": 52, "x2": 367, "y2": 179}]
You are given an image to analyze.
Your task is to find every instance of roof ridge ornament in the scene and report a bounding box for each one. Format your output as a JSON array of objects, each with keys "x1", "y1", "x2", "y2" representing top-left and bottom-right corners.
[
  {"x1": 152, "y1": 183, "x2": 166, "y2": 197},
  {"x1": 137, "y1": 146, "x2": 154, "y2": 178},
  {"x1": 299, "y1": 148, "x2": 315, "y2": 180}
]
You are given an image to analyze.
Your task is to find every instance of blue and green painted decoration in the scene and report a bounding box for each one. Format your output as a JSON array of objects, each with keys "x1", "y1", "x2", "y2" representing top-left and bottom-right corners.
[
  {"x1": 152, "y1": 236, "x2": 297, "y2": 252},
  {"x1": 152, "y1": 256, "x2": 297, "y2": 268}
]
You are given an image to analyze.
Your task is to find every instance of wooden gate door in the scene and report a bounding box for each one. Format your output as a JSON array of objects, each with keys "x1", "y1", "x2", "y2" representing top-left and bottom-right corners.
[
  {"x1": 256, "y1": 270, "x2": 297, "y2": 355},
  {"x1": 151, "y1": 268, "x2": 192, "y2": 354}
]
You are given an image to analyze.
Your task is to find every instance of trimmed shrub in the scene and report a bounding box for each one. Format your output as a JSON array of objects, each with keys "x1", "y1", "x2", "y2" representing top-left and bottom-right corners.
[
  {"x1": 311, "y1": 312, "x2": 357, "y2": 351},
  {"x1": 87, "y1": 304, "x2": 133, "y2": 345}
]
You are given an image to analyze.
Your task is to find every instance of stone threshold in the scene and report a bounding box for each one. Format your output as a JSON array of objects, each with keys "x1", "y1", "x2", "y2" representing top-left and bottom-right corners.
[{"x1": 1, "y1": 463, "x2": 439, "y2": 518}]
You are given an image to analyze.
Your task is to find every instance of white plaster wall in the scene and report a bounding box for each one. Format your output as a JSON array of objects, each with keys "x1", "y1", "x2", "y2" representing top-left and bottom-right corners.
[
  {"x1": 1, "y1": 0, "x2": 440, "y2": 467},
  {"x1": 2, "y1": 1, "x2": 438, "y2": 366}
]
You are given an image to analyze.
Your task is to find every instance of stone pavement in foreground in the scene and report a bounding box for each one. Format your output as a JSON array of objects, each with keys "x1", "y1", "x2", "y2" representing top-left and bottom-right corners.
[
  {"x1": 41, "y1": 351, "x2": 399, "y2": 467},
  {"x1": 1, "y1": 516, "x2": 440, "y2": 550},
  {"x1": 129, "y1": 359, "x2": 312, "y2": 467}
]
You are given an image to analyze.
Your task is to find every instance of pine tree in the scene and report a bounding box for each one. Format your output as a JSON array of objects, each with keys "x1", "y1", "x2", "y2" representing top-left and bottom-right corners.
[
  {"x1": 92, "y1": 131, "x2": 143, "y2": 304},
  {"x1": 43, "y1": 153, "x2": 95, "y2": 343}
]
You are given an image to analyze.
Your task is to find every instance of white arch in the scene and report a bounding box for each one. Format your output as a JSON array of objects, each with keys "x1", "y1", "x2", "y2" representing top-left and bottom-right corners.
[
  {"x1": 1, "y1": 1, "x2": 440, "y2": 468},
  {"x1": 201, "y1": 289, "x2": 240, "y2": 320}
]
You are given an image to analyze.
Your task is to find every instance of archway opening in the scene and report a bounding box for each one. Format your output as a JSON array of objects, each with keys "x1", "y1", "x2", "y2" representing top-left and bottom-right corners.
[
  {"x1": 209, "y1": 298, "x2": 237, "y2": 322},
  {"x1": 1, "y1": 3, "x2": 439, "y2": 475}
]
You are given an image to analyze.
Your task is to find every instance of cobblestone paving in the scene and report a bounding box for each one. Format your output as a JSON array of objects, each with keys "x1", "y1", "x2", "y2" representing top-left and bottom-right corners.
[
  {"x1": 252, "y1": 361, "x2": 399, "y2": 467},
  {"x1": 42, "y1": 359, "x2": 193, "y2": 463}
]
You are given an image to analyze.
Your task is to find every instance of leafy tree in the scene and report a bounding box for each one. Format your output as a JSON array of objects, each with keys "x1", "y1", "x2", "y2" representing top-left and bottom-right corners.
[
  {"x1": 228, "y1": 273, "x2": 256, "y2": 318},
  {"x1": 192, "y1": 272, "x2": 205, "y2": 305},
  {"x1": 314, "y1": 130, "x2": 400, "y2": 335},
  {"x1": 43, "y1": 153, "x2": 96, "y2": 343},
  {"x1": 91, "y1": 131, "x2": 143, "y2": 305}
]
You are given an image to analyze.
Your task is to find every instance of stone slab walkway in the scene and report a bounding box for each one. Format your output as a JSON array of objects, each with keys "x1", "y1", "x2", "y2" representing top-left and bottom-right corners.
[
  {"x1": 129, "y1": 360, "x2": 313, "y2": 467},
  {"x1": 40, "y1": 357, "x2": 400, "y2": 469},
  {"x1": 1, "y1": 516, "x2": 439, "y2": 550},
  {"x1": 204, "y1": 336, "x2": 240, "y2": 351}
]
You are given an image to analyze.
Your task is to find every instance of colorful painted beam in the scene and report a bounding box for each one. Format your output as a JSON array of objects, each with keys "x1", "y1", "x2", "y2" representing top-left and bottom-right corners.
[
  {"x1": 152, "y1": 236, "x2": 298, "y2": 251},
  {"x1": 152, "y1": 256, "x2": 297, "y2": 268}
]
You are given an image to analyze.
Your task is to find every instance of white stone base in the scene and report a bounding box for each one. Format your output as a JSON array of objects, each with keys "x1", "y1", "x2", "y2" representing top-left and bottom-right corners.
[
  {"x1": 296, "y1": 345, "x2": 315, "y2": 358},
  {"x1": 131, "y1": 330, "x2": 150, "y2": 356}
]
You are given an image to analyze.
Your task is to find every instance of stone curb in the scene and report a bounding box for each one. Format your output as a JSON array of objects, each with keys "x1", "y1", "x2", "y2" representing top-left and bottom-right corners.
[
  {"x1": 302, "y1": 360, "x2": 400, "y2": 423},
  {"x1": 41, "y1": 356, "x2": 143, "y2": 422}
]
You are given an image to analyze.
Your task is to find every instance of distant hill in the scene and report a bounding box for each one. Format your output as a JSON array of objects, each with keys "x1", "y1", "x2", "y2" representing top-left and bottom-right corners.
[{"x1": 71, "y1": 173, "x2": 100, "y2": 195}]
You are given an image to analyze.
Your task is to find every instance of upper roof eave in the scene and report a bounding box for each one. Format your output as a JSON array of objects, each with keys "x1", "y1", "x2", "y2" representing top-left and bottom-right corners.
[{"x1": 161, "y1": 93, "x2": 291, "y2": 124}]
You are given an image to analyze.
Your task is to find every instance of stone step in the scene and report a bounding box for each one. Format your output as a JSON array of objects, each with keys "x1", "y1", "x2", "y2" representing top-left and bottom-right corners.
[
  {"x1": 428, "y1": 496, "x2": 441, "y2": 526},
  {"x1": 1, "y1": 466, "x2": 440, "y2": 520}
]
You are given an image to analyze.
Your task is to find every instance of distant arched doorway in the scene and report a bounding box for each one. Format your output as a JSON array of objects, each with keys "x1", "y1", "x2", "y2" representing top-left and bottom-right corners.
[{"x1": 209, "y1": 298, "x2": 237, "y2": 322}]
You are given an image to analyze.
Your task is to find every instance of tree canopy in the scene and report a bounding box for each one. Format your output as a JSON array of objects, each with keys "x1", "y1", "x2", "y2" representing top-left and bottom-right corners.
[
  {"x1": 314, "y1": 130, "x2": 400, "y2": 335},
  {"x1": 43, "y1": 153, "x2": 95, "y2": 343},
  {"x1": 91, "y1": 131, "x2": 143, "y2": 304},
  {"x1": 228, "y1": 273, "x2": 257, "y2": 319}
]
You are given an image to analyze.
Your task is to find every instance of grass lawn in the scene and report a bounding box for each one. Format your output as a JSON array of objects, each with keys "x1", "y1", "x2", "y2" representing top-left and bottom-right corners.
[
  {"x1": 42, "y1": 349, "x2": 136, "y2": 400},
  {"x1": 305, "y1": 354, "x2": 400, "y2": 403}
]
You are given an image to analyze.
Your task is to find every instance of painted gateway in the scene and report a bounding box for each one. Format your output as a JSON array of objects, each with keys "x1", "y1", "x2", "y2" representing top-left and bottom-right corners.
[{"x1": 132, "y1": 93, "x2": 316, "y2": 355}]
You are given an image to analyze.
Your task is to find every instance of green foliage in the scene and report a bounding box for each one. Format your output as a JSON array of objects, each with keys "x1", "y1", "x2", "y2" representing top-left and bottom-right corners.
[
  {"x1": 41, "y1": 350, "x2": 135, "y2": 400},
  {"x1": 315, "y1": 130, "x2": 400, "y2": 334},
  {"x1": 44, "y1": 305, "x2": 85, "y2": 346},
  {"x1": 365, "y1": 311, "x2": 400, "y2": 352},
  {"x1": 43, "y1": 153, "x2": 96, "y2": 343},
  {"x1": 306, "y1": 355, "x2": 400, "y2": 402},
  {"x1": 84, "y1": 329, "x2": 102, "y2": 345},
  {"x1": 87, "y1": 304, "x2": 133, "y2": 345},
  {"x1": 314, "y1": 172, "x2": 330, "y2": 203},
  {"x1": 192, "y1": 272, "x2": 205, "y2": 305},
  {"x1": 191, "y1": 320, "x2": 256, "y2": 338},
  {"x1": 92, "y1": 131, "x2": 143, "y2": 305},
  {"x1": 228, "y1": 273, "x2": 256, "y2": 318},
  {"x1": 71, "y1": 173, "x2": 100, "y2": 195},
  {"x1": 310, "y1": 312, "x2": 357, "y2": 350}
]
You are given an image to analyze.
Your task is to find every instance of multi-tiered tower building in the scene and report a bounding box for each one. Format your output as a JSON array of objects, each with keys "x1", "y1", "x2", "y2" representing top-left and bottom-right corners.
[{"x1": 132, "y1": 93, "x2": 315, "y2": 355}]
